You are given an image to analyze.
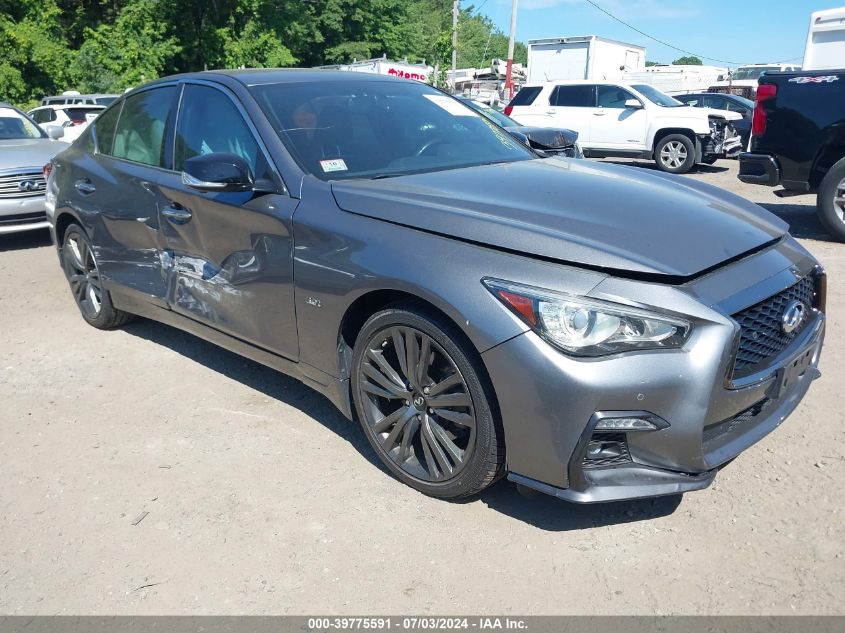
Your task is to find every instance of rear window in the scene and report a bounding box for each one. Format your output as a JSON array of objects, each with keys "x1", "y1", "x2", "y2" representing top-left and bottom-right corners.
[
  {"x1": 550, "y1": 85, "x2": 595, "y2": 107},
  {"x1": 62, "y1": 108, "x2": 102, "y2": 124},
  {"x1": 508, "y1": 86, "x2": 542, "y2": 107}
]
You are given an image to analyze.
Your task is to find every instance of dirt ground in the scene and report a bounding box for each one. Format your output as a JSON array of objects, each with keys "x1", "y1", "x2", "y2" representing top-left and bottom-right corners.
[{"x1": 0, "y1": 159, "x2": 842, "y2": 615}]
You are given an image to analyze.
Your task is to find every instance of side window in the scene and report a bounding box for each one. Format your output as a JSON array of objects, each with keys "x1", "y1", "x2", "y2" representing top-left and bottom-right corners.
[
  {"x1": 112, "y1": 87, "x2": 175, "y2": 167},
  {"x1": 596, "y1": 85, "x2": 637, "y2": 108},
  {"x1": 174, "y1": 84, "x2": 263, "y2": 177},
  {"x1": 508, "y1": 86, "x2": 542, "y2": 107},
  {"x1": 93, "y1": 103, "x2": 122, "y2": 155},
  {"x1": 550, "y1": 85, "x2": 595, "y2": 107},
  {"x1": 725, "y1": 101, "x2": 749, "y2": 115}
]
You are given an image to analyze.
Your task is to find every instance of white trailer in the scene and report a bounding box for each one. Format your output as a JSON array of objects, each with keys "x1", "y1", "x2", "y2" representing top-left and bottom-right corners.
[
  {"x1": 804, "y1": 7, "x2": 845, "y2": 70},
  {"x1": 622, "y1": 65, "x2": 728, "y2": 95},
  {"x1": 527, "y1": 36, "x2": 645, "y2": 84}
]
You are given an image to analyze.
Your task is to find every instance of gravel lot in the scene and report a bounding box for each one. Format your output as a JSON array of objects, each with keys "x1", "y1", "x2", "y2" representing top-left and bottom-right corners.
[{"x1": 1, "y1": 159, "x2": 842, "y2": 615}]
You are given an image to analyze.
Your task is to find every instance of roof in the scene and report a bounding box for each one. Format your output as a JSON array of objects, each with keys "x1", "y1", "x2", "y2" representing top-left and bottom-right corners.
[
  {"x1": 143, "y1": 68, "x2": 404, "y2": 89},
  {"x1": 527, "y1": 35, "x2": 646, "y2": 51},
  {"x1": 30, "y1": 104, "x2": 105, "y2": 110}
]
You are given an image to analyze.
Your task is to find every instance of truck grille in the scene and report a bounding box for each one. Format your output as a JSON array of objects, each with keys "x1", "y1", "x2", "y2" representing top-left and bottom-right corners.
[
  {"x1": 0, "y1": 171, "x2": 47, "y2": 199},
  {"x1": 0, "y1": 211, "x2": 48, "y2": 227},
  {"x1": 730, "y1": 275, "x2": 817, "y2": 379}
]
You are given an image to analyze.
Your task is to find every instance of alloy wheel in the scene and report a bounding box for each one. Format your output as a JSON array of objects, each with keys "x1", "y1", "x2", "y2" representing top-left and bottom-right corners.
[
  {"x1": 357, "y1": 326, "x2": 476, "y2": 483},
  {"x1": 834, "y1": 177, "x2": 845, "y2": 224},
  {"x1": 660, "y1": 140, "x2": 688, "y2": 169},
  {"x1": 65, "y1": 233, "x2": 103, "y2": 319}
]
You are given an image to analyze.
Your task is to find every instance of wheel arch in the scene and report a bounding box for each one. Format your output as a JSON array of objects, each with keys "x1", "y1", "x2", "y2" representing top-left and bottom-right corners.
[
  {"x1": 53, "y1": 210, "x2": 84, "y2": 247},
  {"x1": 810, "y1": 136, "x2": 845, "y2": 189},
  {"x1": 651, "y1": 127, "x2": 697, "y2": 154}
]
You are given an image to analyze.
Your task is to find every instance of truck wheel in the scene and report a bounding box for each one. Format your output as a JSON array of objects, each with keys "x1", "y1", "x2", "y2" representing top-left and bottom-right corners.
[
  {"x1": 654, "y1": 134, "x2": 695, "y2": 174},
  {"x1": 817, "y1": 157, "x2": 845, "y2": 242}
]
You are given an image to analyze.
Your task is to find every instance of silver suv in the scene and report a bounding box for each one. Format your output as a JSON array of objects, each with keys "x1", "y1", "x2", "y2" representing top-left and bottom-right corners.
[{"x1": 0, "y1": 103, "x2": 67, "y2": 235}]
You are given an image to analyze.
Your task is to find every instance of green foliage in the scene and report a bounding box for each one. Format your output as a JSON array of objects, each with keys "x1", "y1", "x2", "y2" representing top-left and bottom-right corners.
[
  {"x1": 0, "y1": 0, "x2": 529, "y2": 107},
  {"x1": 672, "y1": 55, "x2": 703, "y2": 65},
  {"x1": 645, "y1": 60, "x2": 658, "y2": 67}
]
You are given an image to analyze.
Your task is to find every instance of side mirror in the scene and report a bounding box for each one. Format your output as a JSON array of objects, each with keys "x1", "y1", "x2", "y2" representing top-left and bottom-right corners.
[
  {"x1": 182, "y1": 153, "x2": 255, "y2": 193},
  {"x1": 624, "y1": 99, "x2": 643, "y2": 109},
  {"x1": 44, "y1": 125, "x2": 64, "y2": 140}
]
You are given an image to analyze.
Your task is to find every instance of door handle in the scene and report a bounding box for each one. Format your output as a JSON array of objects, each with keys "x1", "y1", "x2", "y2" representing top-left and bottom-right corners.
[
  {"x1": 74, "y1": 179, "x2": 96, "y2": 194},
  {"x1": 161, "y1": 205, "x2": 193, "y2": 223},
  {"x1": 593, "y1": 112, "x2": 606, "y2": 116}
]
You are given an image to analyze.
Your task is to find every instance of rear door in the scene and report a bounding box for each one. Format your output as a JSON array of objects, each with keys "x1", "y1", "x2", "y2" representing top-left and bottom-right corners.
[
  {"x1": 547, "y1": 84, "x2": 595, "y2": 145},
  {"x1": 61, "y1": 85, "x2": 178, "y2": 307},
  {"x1": 156, "y1": 81, "x2": 299, "y2": 360}
]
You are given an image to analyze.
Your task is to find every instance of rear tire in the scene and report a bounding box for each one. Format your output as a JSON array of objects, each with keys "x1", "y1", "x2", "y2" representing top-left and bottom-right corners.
[
  {"x1": 817, "y1": 156, "x2": 845, "y2": 242},
  {"x1": 351, "y1": 303, "x2": 505, "y2": 499},
  {"x1": 654, "y1": 134, "x2": 696, "y2": 174},
  {"x1": 61, "y1": 223, "x2": 135, "y2": 329}
]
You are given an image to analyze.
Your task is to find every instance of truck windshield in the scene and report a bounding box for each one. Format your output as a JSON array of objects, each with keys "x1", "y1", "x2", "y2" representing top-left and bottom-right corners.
[
  {"x1": 0, "y1": 107, "x2": 46, "y2": 139},
  {"x1": 250, "y1": 79, "x2": 533, "y2": 180},
  {"x1": 631, "y1": 85, "x2": 683, "y2": 107},
  {"x1": 732, "y1": 67, "x2": 780, "y2": 81}
]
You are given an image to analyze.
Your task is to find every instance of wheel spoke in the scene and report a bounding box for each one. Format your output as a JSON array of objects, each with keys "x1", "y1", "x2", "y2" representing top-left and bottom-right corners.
[
  {"x1": 361, "y1": 379, "x2": 401, "y2": 400},
  {"x1": 425, "y1": 371, "x2": 462, "y2": 397},
  {"x1": 428, "y1": 417, "x2": 464, "y2": 465},
  {"x1": 67, "y1": 238, "x2": 85, "y2": 271},
  {"x1": 432, "y1": 407, "x2": 475, "y2": 428},
  {"x1": 427, "y1": 392, "x2": 471, "y2": 409},
  {"x1": 405, "y1": 331, "x2": 420, "y2": 389},
  {"x1": 397, "y1": 416, "x2": 420, "y2": 463},
  {"x1": 415, "y1": 335, "x2": 431, "y2": 388},
  {"x1": 420, "y1": 429, "x2": 442, "y2": 481},
  {"x1": 362, "y1": 362, "x2": 409, "y2": 399},
  {"x1": 421, "y1": 418, "x2": 453, "y2": 477},
  {"x1": 372, "y1": 407, "x2": 404, "y2": 434},
  {"x1": 366, "y1": 349, "x2": 406, "y2": 391},
  {"x1": 382, "y1": 406, "x2": 416, "y2": 452},
  {"x1": 391, "y1": 329, "x2": 409, "y2": 381}
]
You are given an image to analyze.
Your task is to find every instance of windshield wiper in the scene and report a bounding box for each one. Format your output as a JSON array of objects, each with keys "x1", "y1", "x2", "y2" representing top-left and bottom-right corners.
[{"x1": 370, "y1": 173, "x2": 405, "y2": 180}]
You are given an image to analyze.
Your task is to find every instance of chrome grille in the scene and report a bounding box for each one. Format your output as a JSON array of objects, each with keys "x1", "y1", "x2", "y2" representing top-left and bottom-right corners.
[
  {"x1": 731, "y1": 275, "x2": 817, "y2": 378},
  {"x1": 0, "y1": 171, "x2": 47, "y2": 199}
]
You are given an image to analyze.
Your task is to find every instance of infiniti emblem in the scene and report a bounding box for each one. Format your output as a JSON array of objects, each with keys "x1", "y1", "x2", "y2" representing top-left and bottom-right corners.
[
  {"x1": 18, "y1": 180, "x2": 35, "y2": 192},
  {"x1": 781, "y1": 300, "x2": 806, "y2": 334},
  {"x1": 413, "y1": 396, "x2": 425, "y2": 408}
]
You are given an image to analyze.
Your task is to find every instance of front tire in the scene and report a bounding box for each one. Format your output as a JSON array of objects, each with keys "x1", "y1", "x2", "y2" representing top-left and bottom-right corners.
[
  {"x1": 61, "y1": 223, "x2": 135, "y2": 329},
  {"x1": 817, "y1": 156, "x2": 845, "y2": 242},
  {"x1": 654, "y1": 134, "x2": 696, "y2": 174},
  {"x1": 351, "y1": 304, "x2": 504, "y2": 499}
]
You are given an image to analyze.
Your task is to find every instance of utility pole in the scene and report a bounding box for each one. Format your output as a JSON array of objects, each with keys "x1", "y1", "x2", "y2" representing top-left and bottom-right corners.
[
  {"x1": 504, "y1": 0, "x2": 519, "y2": 99},
  {"x1": 451, "y1": 0, "x2": 459, "y2": 92}
]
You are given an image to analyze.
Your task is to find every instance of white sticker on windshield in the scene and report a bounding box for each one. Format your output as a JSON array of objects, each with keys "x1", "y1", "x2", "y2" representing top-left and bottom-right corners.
[
  {"x1": 424, "y1": 94, "x2": 480, "y2": 117},
  {"x1": 320, "y1": 158, "x2": 348, "y2": 172}
]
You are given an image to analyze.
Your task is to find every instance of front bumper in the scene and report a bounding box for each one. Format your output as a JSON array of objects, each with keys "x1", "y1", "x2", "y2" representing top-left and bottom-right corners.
[
  {"x1": 482, "y1": 241, "x2": 824, "y2": 503},
  {"x1": 738, "y1": 152, "x2": 781, "y2": 186},
  {"x1": 0, "y1": 196, "x2": 50, "y2": 235}
]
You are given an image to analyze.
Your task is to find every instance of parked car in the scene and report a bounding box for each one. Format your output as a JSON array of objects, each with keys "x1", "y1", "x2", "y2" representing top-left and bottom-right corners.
[
  {"x1": 456, "y1": 96, "x2": 583, "y2": 158},
  {"x1": 28, "y1": 104, "x2": 105, "y2": 143},
  {"x1": 0, "y1": 102, "x2": 67, "y2": 235},
  {"x1": 675, "y1": 92, "x2": 754, "y2": 151},
  {"x1": 40, "y1": 91, "x2": 118, "y2": 107},
  {"x1": 47, "y1": 70, "x2": 825, "y2": 503},
  {"x1": 506, "y1": 80, "x2": 742, "y2": 173},
  {"x1": 739, "y1": 67, "x2": 845, "y2": 241}
]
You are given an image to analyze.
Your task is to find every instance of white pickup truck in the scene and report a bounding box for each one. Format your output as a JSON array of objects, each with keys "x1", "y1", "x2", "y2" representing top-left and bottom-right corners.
[{"x1": 506, "y1": 80, "x2": 742, "y2": 174}]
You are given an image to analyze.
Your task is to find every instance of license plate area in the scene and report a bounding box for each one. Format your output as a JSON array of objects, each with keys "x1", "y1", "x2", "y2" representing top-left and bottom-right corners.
[{"x1": 769, "y1": 343, "x2": 816, "y2": 399}]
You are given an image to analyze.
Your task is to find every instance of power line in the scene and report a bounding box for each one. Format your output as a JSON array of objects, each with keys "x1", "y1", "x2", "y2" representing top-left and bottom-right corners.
[{"x1": 583, "y1": 0, "x2": 802, "y2": 66}]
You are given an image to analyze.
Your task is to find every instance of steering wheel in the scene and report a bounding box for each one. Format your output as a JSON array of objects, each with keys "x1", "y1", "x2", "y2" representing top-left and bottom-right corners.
[{"x1": 414, "y1": 137, "x2": 444, "y2": 157}]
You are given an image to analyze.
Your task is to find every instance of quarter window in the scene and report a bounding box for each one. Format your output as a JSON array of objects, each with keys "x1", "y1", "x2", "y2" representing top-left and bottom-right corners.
[
  {"x1": 112, "y1": 87, "x2": 176, "y2": 167},
  {"x1": 93, "y1": 103, "x2": 121, "y2": 155},
  {"x1": 550, "y1": 85, "x2": 595, "y2": 107},
  {"x1": 174, "y1": 84, "x2": 262, "y2": 176}
]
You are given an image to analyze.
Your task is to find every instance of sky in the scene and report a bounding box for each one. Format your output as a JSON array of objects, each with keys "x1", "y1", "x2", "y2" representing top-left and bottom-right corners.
[{"x1": 468, "y1": 0, "x2": 842, "y2": 68}]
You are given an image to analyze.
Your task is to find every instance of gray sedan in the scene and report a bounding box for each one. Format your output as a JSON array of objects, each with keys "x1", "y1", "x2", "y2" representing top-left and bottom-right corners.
[
  {"x1": 46, "y1": 71, "x2": 825, "y2": 503},
  {"x1": 0, "y1": 102, "x2": 67, "y2": 235}
]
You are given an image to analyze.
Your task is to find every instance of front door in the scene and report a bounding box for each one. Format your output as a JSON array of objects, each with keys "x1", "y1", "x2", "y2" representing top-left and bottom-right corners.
[
  {"x1": 158, "y1": 82, "x2": 300, "y2": 360},
  {"x1": 589, "y1": 85, "x2": 648, "y2": 149}
]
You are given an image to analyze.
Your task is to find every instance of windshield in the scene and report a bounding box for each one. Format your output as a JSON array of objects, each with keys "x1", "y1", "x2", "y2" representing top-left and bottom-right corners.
[
  {"x1": 462, "y1": 100, "x2": 519, "y2": 128},
  {"x1": 732, "y1": 67, "x2": 780, "y2": 81},
  {"x1": 250, "y1": 80, "x2": 533, "y2": 180},
  {"x1": 631, "y1": 85, "x2": 683, "y2": 107},
  {"x1": 0, "y1": 107, "x2": 46, "y2": 139}
]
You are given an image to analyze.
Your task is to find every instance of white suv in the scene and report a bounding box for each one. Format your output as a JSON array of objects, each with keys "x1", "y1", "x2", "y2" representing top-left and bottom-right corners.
[
  {"x1": 505, "y1": 81, "x2": 742, "y2": 174},
  {"x1": 27, "y1": 105, "x2": 105, "y2": 143}
]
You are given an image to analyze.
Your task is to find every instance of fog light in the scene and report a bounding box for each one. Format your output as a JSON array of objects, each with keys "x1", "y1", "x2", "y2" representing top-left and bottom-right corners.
[{"x1": 595, "y1": 417, "x2": 660, "y2": 431}]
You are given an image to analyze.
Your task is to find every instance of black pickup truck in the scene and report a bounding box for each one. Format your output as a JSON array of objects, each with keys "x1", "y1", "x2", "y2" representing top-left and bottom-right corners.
[{"x1": 738, "y1": 68, "x2": 845, "y2": 240}]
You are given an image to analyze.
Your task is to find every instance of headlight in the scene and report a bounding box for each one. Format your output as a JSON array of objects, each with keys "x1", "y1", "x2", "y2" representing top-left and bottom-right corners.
[{"x1": 483, "y1": 279, "x2": 691, "y2": 357}]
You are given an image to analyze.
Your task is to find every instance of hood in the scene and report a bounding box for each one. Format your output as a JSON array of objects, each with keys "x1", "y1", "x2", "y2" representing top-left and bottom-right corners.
[
  {"x1": 0, "y1": 138, "x2": 68, "y2": 171},
  {"x1": 331, "y1": 159, "x2": 787, "y2": 279},
  {"x1": 699, "y1": 107, "x2": 742, "y2": 121}
]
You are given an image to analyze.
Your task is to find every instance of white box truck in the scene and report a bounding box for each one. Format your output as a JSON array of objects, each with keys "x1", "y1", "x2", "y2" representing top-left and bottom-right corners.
[
  {"x1": 526, "y1": 36, "x2": 645, "y2": 84},
  {"x1": 803, "y1": 7, "x2": 845, "y2": 70}
]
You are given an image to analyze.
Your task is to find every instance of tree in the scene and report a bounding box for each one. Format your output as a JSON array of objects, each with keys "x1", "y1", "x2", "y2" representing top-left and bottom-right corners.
[
  {"x1": 645, "y1": 60, "x2": 658, "y2": 67},
  {"x1": 672, "y1": 55, "x2": 702, "y2": 65}
]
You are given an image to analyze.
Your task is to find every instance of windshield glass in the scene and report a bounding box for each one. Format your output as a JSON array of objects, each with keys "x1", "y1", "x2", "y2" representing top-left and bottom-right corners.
[
  {"x1": 250, "y1": 80, "x2": 533, "y2": 180},
  {"x1": 732, "y1": 67, "x2": 780, "y2": 81},
  {"x1": 0, "y1": 107, "x2": 46, "y2": 139},
  {"x1": 631, "y1": 85, "x2": 683, "y2": 107}
]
